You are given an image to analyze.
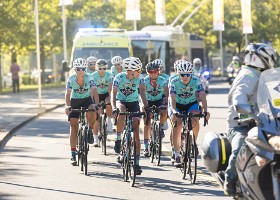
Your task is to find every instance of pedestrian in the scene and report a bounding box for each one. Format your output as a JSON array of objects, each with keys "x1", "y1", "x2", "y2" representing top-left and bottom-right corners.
[{"x1": 10, "y1": 58, "x2": 21, "y2": 93}]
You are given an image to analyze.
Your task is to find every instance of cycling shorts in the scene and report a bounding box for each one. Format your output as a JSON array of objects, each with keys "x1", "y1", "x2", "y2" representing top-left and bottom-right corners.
[
  {"x1": 68, "y1": 96, "x2": 94, "y2": 120},
  {"x1": 116, "y1": 100, "x2": 140, "y2": 113},
  {"x1": 168, "y1": 101, "x2": 199, "y2": 117},
  {"x1": 99, "y1": 92, "x2": 109, "y2": 102}
]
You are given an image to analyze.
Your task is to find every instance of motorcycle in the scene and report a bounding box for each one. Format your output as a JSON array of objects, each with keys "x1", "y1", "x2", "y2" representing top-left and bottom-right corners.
[
  {"x1": 227, "y1": 66, "x2": 240, "y2": 85},
  {"x1": 196, "y1": 69, "x2": 210, "y2": 94},
  {"x1": 201, "y1": 67, "x2": 280, "y2": 199}
]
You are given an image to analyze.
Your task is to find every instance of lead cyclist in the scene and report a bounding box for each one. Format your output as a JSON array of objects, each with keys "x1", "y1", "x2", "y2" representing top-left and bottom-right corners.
[{"x1": 111, "y1": 57, "x2": 149, "y2": 175}]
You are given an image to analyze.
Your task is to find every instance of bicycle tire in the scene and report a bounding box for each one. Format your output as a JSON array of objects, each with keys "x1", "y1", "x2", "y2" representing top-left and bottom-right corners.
[
  {"x1": 188, "y1": 133, "x2": 197, "y2": 184},
  {"x1": 182, "y1": 131, "x2": 188, "y2": 179},
  {"x1": 102, "y1": 114, "x2": 107, "y2": 155},
  {"x1": 150, "y1": 122, "x2": 156, "y2": 163},
  {"x1": 83, "y1": 127, "x2": 88, "y2": 175},
  {"x1": 130, "y1": 133, "x2": 137, "y2": 187},
  {"x1": 125, "y1": 135, "x2": 130, "y2": 182},
  {"x1": 120, "y1": 131, "x2": 128, "y2": 182},
  {"x1": 156, "y1": 123, "x2": 162, "y2": 166},
  {"x1": 77, "y1": 128, "x2": 82, "y2": 167},
  {"x1": 99, "y1": 115, "x2": 103, "y2": 148}
]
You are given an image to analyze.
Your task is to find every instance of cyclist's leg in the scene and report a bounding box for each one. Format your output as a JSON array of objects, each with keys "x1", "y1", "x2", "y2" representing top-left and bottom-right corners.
[
  {"x1": 187, "y1": 102, "x2": 200, "y2": 140},
  {"x1": 104, "y1": 95, "x2": 113, "y2": 132},
  {"x1": 69, "y1": 118, "x2": 79, "y2": 165},
  {"x1": 143, "y1": 102, "x2": 152, "y2": 156},
  {"x1": 172, "y1": 116, "x2": 183, "y2": 166},
  {"x1": 86, "y1": 97, "x2": 97, "y2": 144},
  {"x1": 114, "y1": 101, "x2": 126, "y2": 153},
  {"x1": 168, "y1": 102, "x2": 174, "y2": 159}
]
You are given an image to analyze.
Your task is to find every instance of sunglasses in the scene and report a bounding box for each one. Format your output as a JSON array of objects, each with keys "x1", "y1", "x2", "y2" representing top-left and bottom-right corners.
[
  {"x1": 180, "y1": 73, "x2": 192, "y2": 77},
  {"x1": 76, "y1": 67, "x2": 86, "y2": 72},
  {"x1": 148, "y1": 70, "x2": 158, "y2": 74},
  {"x1": 89, "y1": 63, "x2": 95, "y2": 67},
  {"x1": 98, "y1": 68, "x2": 106, "y2": 71}
]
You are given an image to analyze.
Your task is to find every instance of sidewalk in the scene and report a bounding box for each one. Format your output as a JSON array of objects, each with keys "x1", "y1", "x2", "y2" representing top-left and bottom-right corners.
[{"x1": 0, "y1": 87, "x2": 65, "y2": 149}]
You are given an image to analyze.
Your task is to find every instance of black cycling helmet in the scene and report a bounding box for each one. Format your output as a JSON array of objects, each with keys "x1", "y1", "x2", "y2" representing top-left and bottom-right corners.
[
  {"x1": 96, "y1": 59, "x2": 108, "y2": 67},
  {"x1": 146, "y1": 62, "x2": 159, "y2": 73}
]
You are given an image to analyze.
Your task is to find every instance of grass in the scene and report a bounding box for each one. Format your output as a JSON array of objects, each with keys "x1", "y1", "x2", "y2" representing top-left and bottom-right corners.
[{"x1": 1, "y1": 82, "x2": 66, "y2": 94}]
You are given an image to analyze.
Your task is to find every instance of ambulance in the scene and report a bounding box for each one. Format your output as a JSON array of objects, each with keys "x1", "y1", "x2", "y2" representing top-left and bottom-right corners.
[{"x1": 69, "y1": 28, "x2": 133, "y2": 68}]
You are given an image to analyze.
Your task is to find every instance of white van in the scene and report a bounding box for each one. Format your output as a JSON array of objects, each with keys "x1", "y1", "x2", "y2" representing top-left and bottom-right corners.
[{"x1": 69, "y1": 28, "x2": 133, "y2": 69}]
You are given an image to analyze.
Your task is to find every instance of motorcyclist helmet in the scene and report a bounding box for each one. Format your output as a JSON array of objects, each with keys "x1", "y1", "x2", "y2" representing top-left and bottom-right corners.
[
  {"x1": 96, "y1": 59, "x2": 108, "y2": 67},
  {"x1": 244, "y1": 43, "x2": 276, "y2": 70},
  {"x1": 87, "y1": 56, "x2": 97, "y2": 63},
  {"x1": 123, "y1": 57, "x2": 142, "y2": 71},
  {"x1": 146, "y1": 62, "x2": 159, "y2": 73},
  {"x1": 73, "y1": 58, "x2": 87, "y2": 68},
  {"x1": 111, "y1": 56, "x2": 122, "y2": 65},
  {"x1": 193, "y1": 58, "x2": 202, "y2": 69},
  {"x1": 176, "y1": 60, "x2": 193, "y2": 74}
]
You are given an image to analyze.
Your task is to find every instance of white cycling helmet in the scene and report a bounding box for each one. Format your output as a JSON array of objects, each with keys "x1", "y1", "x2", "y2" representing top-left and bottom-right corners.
[
  {"x1": 193, "y1": 58, "x2": 202, "y2": 65},
  {"x1": 111, "y1": 56, "x2": 123, "y2": 65},
  {"x1": 73, "y1": 58, "x2": 87, "y2": 68},
  {"x1": 123, "y1": 57, "x2": 142, "y2": 71},
  {"x1": 153, "y1": 59, "x2": 165, "y2": 68},
  {"x1": 87, "y1": 56, "x2": 97, "y2": 63},
  {"x1": 232, "y1": 56, "x2": 239, "y2": 62},
  {"x1": 176, "y1": 60, "x2": 193, "y2": 74},
  {"x1": 173, "y1": 59, "x2": 184, "y2": 71},
  {"x1": 244, "y1": 43, "x2": 276, "y2": 70}
]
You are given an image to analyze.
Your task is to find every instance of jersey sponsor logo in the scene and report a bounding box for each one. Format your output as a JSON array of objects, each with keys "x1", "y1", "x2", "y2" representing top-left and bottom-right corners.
[
  {"x1": 147, "y1": 88, "x2": 161, "y2": 97},
  {"x1": 120, "y1": 87, "x2": 136, "y2": 96},
  {"x1": 178, "y1": 92, "x2": 192, "y2": 98},
  {"x1": 73, "y1": 87, "x2": 89, "y2": 94}
]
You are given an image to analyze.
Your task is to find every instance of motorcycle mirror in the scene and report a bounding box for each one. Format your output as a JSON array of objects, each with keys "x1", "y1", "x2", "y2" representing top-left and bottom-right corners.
[
  {"x1": 234, "y1": 104, "x2": 252, "y2": 114},
  {"x1": 62, "y1": 60, "x2": 70, "y2": 72}
]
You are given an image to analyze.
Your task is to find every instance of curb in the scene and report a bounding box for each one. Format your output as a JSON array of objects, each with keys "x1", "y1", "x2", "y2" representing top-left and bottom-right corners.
[{"x1": 0, "y1": 103, "x2": 65, "y2": 151}]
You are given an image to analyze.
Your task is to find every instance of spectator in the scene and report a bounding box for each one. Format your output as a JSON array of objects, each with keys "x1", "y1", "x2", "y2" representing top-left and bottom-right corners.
[{"x1": 10, "y1": 59, "x2": 21, "y2": 93}]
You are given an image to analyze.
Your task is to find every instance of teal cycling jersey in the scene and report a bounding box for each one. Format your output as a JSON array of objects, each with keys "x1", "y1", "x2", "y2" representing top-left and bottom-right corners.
[
  {"x1": 160, "y1": 73, "x2": 170, "y2": 81},
  {"x1": 144, "y1": 76, "x2": 167, "y2": 101},
  {"x1": 86, "y1": 67, "x2": 95, "y2": 74},
  {"x1": 66, "y1": 73, "x2": 96, "y2": 99},
  {"x1": 169, "y1": 75, "x2": 204, "y2": 104},
  {"x1": 92, "y1": 71, "x2": 114, "y2": 94},
  {"x1": 113, "y1": 72, "x2": 144, "y2": 102},
  {"x1": 168, "y1": 74, "x2": 178, "y2": 87},
  {"x1": 111, "y1": 66, "x2": 125, "y2": 77}
]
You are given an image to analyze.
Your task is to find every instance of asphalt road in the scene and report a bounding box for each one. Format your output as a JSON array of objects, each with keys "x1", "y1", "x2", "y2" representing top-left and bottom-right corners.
[{"x1": 0, "y1": 81, "x2": 232, "y2": 200}]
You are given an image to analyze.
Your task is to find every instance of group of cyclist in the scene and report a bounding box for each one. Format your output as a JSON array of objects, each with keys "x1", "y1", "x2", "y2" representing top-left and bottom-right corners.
[{"x1": 64, "y1": 55, "x2": 210, "y2": 175}]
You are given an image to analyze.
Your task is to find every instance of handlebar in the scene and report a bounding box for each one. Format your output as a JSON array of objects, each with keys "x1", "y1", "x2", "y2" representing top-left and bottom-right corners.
[
  {"x1": 175, "y1": 112, "x2": 208, "y2": 127},
  {"x1": 119, "y1": 111, "x2": 146, "y2": 117}
]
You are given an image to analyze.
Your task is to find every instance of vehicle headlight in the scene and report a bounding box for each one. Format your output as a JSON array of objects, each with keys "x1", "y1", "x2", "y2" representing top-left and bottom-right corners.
[{"x1": 268, "y1": 135, "x2": 280, "y2": 151}]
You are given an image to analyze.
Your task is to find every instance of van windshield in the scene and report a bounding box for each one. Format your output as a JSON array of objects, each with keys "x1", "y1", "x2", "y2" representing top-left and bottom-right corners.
[
  {"x1": 73, "y1": 48, "x2": 129, "y2": 66},
  {"x1": 130, "y1": 40, "x2": 168, "y2": 72}
]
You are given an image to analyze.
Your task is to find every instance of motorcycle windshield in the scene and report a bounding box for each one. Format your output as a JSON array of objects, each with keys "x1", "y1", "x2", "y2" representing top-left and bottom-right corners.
[{"x1": 257, "y1": 68, "x2": 280, "y2": 117}]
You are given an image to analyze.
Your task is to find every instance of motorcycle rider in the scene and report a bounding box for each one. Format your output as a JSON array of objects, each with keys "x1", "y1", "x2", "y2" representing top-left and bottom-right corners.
[
  {"x1": 193, "y1": 58, "x2": 203, "y2": 77},
  {"x1": 224, "y1": 43, "x2": 276, "y2": 196}
]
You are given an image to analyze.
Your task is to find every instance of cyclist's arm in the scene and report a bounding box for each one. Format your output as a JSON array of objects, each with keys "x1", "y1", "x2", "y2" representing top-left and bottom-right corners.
[
  {"x1": 91, "y1": 87, "x2": 99, "y2": 105},
  {"x1": 139, "y1": 83, "x2": 148, "y2": 107},
  {"x1": 198, "y1": 91, "x2": 207, "y2": 112},
  {"x1": 111, "y1": 86, "x2": 118, "y2": 109},
  {"x1": 108, "y1": 82, "x2": 113, "y2": 100},
  {"x1": 170, "y1": 94, "x2": 177, "y2": 113},
  {"x1": 163, "y1": 85, "x2": 169, "y2": 104},
  {"x1": 65, "y1": 88, "x2": 71, "y2": 107}
]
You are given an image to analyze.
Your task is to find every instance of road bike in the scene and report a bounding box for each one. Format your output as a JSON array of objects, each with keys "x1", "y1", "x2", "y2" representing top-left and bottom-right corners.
[
  {"x1": 119, "y1": 111, "x2": 145, "y2": 187},
  {"x1": 175, "y1": 112, "x2": 207, "y2": 183},
  {"x1": 149, "y1": 105, "x2": 166, "y2": 166},
  {"x1": 70, "y1": 107, "x2": 96, "y2": 176},
  {"x1": 98, "y1": 101, "x2": 110, "y2": 155}
]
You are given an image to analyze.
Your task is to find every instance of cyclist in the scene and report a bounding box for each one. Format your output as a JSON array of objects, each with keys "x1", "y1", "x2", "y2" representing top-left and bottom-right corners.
[
  {"x1": 86, "y1": 56, "x2": 97, "y2": 74},
  {"x1": 153, "y1": 59, "x2": 169, "y2": 80},
  {"x1": 169, "y1": 60, "x2": 209, "y2": 167},
  {"x1": 92, "y1": 59, "x2": 114, "y2": 147},
  {"x1": 65, "y1": 58, "x2": 99, "y2": 166},
  {"x1": 111, "y1": 56, "x2": 125, "y2": 77},
  {"x1": 143, "y1": 62, "x2": 168, "y2": 157},
  {"x1": 112, "y1": 57, "x2": 149, "y2": 175}
]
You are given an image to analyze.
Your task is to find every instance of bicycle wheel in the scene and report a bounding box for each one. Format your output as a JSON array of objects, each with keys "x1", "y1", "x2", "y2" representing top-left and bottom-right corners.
[
  {"x1": 80, "y1": 132, "x2": 84, "y2": 172},
  {"x1": 150, "y1": 122, "x2": 156, "y2": 163},
  {"x1": 102, "y1": 114, "x2": 107, "y2": 155},
  {"x1": 77, "y1": 128, "x2": 82, "y2": 167},
  {"x1": 83, "y1": 127, "x2": 88, "y2": 175},
  {"x1": 188, "y1": 132, "x2": 197, "y2": 184},
  {"x1": 98, "y1": 115, "x2": 103, "y2": 148},
  {"x1": 121, "y1": 131, "x2": 129, "y2": 182},
  {"x1": 129, "y1": 133, "x2": 137, "y2": 187},
  {"x1": 155, "y1": 123, "x2": 162, "y2": 166},
  {"x1": 182, "y1": 132, "x2": 188, "y2": 179}
]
